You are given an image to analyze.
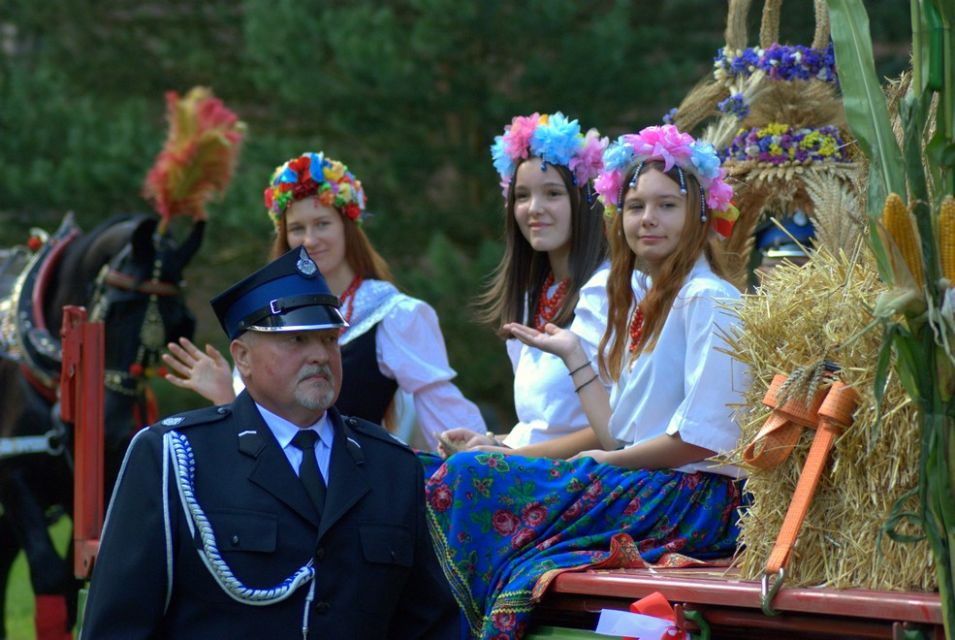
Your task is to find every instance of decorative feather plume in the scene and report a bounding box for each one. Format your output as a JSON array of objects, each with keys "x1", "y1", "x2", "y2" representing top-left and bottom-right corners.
[{"x1": 142, "y1": 87, "x2": 246, "y2": 231}]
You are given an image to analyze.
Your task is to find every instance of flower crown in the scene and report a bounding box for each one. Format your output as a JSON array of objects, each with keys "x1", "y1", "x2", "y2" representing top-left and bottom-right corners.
[
  {"x1": 594, "y1": 125, "x2": 737, "y2": 238},
  {"x1": 490, "y1": 112, "x2": 608, "y2": 197},
  {"x1": 713, "y1": 43, "x2": 837, "y2": 84},
  {"x1": 264, "y1": 151, "x2": 366, "y2": 226},
  {"x1": 723, "y1": 123, "x2": 849, "y2": 165}
]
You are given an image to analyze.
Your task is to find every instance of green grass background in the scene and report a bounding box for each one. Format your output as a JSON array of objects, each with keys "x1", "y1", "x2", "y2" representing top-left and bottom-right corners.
[{"x1": 4, "y1": 518, "x2": 72, "y2": 640}]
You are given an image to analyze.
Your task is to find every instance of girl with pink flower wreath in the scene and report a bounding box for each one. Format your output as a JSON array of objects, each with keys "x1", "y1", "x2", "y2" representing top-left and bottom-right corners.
[
  {"x1": 425, "y1": 125, "x2": 748, "y2": 640},
  {"x1": 439, "y1": 112, "x2": 613, "y2": 459},
  {"x1": 162, "y1": 151, "x2": 486, "y2": 449}
]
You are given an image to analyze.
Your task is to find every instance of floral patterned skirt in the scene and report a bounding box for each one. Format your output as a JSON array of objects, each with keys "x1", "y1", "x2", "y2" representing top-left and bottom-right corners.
[{"x1": 424, "y1": 451, "x2": 743, "y2": 640}]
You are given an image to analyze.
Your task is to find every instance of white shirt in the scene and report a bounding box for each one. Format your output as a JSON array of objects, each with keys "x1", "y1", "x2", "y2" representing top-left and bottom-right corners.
[
  {"x1": 372, "y1": 288, "x2": 485, "y2": 447},
  {"x1": 255, "y1": 403, "x2": 333, "y2": 484},
  {"x1": 503, "y1": 264, "x2": 611, "y2": 448},
  {"x1": 608, "y1": 258, "x2": 748, "y2": 478}
]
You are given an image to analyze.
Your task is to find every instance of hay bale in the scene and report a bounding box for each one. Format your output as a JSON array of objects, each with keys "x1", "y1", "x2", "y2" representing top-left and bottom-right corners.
[{"x1": 724, "y1": 245, "x2": 935, "y2": 592}]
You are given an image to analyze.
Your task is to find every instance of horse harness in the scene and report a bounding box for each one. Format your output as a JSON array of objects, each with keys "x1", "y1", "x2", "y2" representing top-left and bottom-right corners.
[
  {"x1": 0, "y1": 217, "x2": 185, "y2": 460},
  {"x1": 88, "y1": 242, "x2": 183, "y2": 399}
]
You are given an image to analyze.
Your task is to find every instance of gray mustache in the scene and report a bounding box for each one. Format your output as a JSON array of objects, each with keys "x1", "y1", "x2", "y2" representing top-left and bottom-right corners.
[{"x1": 298, "y1": 364, "x2": 333, "y2": 383}]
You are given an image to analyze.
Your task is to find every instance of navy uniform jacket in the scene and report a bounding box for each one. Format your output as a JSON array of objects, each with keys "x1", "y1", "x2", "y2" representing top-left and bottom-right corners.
[{"x1": 81, "y1": 391, "x2": 459, "y2": 639}]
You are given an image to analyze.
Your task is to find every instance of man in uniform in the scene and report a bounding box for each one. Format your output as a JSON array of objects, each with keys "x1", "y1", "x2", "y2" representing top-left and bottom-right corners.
[{"x1": 82, "y1": 247, "x2": 460, "y2": 639}]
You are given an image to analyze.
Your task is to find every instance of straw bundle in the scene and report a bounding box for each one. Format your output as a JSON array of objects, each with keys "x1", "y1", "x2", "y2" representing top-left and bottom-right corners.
[
  {"x1": 723, "y1": 162, "x2": 862, "y2": 224},
  {"x1": 724, "y1": 246, "x2": 936, "y2": 591}
]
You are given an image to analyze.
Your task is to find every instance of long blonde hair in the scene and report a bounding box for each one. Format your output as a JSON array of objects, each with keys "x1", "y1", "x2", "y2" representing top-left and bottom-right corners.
[{"x1": 598, "y1": 162, "x2": 732, "y2": 380}]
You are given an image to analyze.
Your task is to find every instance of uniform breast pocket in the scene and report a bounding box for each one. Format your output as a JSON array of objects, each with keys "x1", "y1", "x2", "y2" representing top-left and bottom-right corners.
[
  {"x1": 210, "y1": 508, "x2": 278, "y2": 553},
  {"x1": 359, "y1": 523, "x2": 413, "y2": 567},
  {"x1": 358, "y1": 523, "x2": 413, "y2": 613},
  {"x1": 186, "y1": 508, "x2": 279, "y2": 606}
]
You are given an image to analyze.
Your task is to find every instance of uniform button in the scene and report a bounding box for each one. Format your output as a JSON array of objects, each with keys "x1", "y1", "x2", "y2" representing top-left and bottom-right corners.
[
  {"x1": 217, "y1": 407, "x2": 227, "y2": 414},
  {"x1": 314, "y1": 547, "x2": 325, "y2": 561},
  {"x1": 230, "y1": 535, "x2": 240, "y2": 546},
  {"x1": 314, "y1": 601, "x2": 330, "y2": 613}
]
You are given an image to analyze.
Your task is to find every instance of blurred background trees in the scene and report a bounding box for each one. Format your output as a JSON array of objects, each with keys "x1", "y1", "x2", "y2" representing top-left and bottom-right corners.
[{"x1": 0, "y1": 0, "x2": 910, "y2": 427}]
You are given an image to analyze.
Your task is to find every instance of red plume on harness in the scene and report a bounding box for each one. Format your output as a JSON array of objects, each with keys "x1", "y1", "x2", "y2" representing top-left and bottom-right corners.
[{"x1": 142, "y1": 87, "x2": 246, "y2": 232}]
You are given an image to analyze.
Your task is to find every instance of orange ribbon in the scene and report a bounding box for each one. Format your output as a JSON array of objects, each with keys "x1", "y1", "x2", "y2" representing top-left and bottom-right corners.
[{"x1": 624, "y1": 591, "x2": 684, "y2": 640}]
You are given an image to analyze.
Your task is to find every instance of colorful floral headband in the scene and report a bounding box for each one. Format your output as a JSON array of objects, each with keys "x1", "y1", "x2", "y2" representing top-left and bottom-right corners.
[
  {"x1": 264, "y1": 151, "x2": 366, "y2": 226},
  {"x1": 722, "y1": 123, "x2": 849, "y2": 165},
  {"x1": 490, "y1": 112, "x2": 608, "y2": 197},
  {"x1": 594, "y1": 125, "x2": 738, "y2": 238},
  {"x1": 713, "y1": 43, "x2": 838, "y2": 84}
]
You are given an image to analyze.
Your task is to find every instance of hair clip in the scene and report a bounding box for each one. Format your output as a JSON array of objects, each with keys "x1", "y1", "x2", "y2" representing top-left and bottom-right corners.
[{"x1": 540, "y1": 159, "x2": 548, "y2": 172}]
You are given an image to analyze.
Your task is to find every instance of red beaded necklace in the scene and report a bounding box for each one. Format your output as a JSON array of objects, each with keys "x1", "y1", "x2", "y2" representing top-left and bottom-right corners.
[
  {"x1": 339, "y1": 274, "x2": 363, "y2": 326},
  {"x1": 535, "y1": 273, "x2": 570, "y2": 331},
  {"x1": 628, "y1": 306, "x2": 645, "y2": 354}
]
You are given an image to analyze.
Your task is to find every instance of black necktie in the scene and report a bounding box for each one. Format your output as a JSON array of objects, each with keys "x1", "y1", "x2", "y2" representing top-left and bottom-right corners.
[{"x1": 291, "y1": 430, "x2": 326, "y2": 516}]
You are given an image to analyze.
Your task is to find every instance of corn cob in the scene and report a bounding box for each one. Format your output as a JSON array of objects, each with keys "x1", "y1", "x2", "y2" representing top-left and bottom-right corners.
[
  {"x1": 938, "y1": 195, "x2": 955, "y2": 282},
  {"x1": 882, "y1": 192, "x2": 924, "y2": 288}
]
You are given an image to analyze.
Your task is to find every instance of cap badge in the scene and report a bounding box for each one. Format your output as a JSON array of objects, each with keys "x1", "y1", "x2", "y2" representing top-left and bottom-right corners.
[{"x1": 296, "y1": 247, "x2": 318, "y2": 278}]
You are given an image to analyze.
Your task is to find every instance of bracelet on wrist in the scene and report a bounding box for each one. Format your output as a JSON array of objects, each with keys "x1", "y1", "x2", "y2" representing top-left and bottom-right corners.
[
  {"x1": 567, "y1": 361, "x2": 591, "y2": 377},
  {"x1": 574, "y1": 373, "x2": 599, "y2": 394}
]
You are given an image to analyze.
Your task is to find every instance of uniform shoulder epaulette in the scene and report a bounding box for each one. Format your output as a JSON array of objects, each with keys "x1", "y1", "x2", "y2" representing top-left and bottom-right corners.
[
  {"x1": 154, "y1": 405, "x2": 232, "y2": 433},
  {"x1": 342, "y1": 415, "x2": 411, "y2": 451}
]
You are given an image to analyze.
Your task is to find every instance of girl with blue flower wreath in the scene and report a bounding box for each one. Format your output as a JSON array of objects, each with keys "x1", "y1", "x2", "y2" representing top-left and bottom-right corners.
[
  {"x1": 438, "y1": 112, "x2": 613, "y2": 460},
  {"x1": 162, "y1": 151, "x2": 486, "y2": 449},
  {"x1": 426, "y1": 125, "x2": 748, "y2": 640}
]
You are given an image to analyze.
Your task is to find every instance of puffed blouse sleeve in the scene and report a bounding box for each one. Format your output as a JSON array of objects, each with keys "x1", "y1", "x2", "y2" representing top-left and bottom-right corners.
[
  {"x1": 665, "y1": 287, "x2": 748, "y2": 455},
  {"x1": 377, "y1": 295, "x2": 486, "y2": 446},
  {"x1": 569, "y1": 263, "x2": 610, "y2": 371}
]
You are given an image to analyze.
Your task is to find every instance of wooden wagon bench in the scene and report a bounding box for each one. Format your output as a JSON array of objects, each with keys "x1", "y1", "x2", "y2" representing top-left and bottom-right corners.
[{"x1": 529, "y1": 566, "x2": 943, "y2": 639}]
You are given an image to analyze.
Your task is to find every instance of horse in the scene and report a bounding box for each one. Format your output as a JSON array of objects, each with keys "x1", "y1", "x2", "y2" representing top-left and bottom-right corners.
[{"x1": 0, "y1": 212, "x2": 203, "y2": 640}]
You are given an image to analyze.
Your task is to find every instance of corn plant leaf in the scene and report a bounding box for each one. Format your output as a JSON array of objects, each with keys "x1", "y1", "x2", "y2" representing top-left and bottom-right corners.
[
  {"x1": 827, "y1": 0, "x2": 906, "y2": 218},
  {"x1": 881, "y1": 486, "x2": 926, "y2": 545},
  {"x1": 868, "y1": 321, "x2": 896, "y2": 450},
  {"x1": 927, "y1": 132, "x2": 955, "y2": 168}
]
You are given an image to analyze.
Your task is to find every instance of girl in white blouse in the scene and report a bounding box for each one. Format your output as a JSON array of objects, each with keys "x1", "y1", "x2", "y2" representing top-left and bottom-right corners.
[
  {"x1": 438, "y1": 112, "x2": 610, "y2": 459},
  {"x1": 425, "y1": 125, "x2": 747, "y2": 639},
  {"x1": 162, "y1": 151, "x2": 485, "y2": 449},
  {"x1": 506, "y1": 125, "x2": 747, "y2": 472}
]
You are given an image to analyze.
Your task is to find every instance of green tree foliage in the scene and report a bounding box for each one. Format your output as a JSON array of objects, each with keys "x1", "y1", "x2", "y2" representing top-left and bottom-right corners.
[{"x1": 0, "y1": 0, "x2": 909, "y2": 421}]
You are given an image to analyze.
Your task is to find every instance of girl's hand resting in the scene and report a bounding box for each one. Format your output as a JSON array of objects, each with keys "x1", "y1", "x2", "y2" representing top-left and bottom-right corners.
[
  {"x1": 437, "y1": 428, "x2": 497, "y2": 458},
  {"x1": 569, "y1": 449, "x2": 613, "y2": 464}
]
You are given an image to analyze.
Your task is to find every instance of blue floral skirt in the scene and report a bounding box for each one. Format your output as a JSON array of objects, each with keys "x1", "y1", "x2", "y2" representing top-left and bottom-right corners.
[{"x1": 424, "y1": 451, "x2": 743, "y2": 640}]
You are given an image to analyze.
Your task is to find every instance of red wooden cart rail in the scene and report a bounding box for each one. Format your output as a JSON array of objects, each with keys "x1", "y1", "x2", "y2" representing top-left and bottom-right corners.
[
  {"x1": 535, "y1": 567, "x2": 943, "y2": 639},
  {"x1": 59, "y1": 305, "x2": 104, "y2": 580}
]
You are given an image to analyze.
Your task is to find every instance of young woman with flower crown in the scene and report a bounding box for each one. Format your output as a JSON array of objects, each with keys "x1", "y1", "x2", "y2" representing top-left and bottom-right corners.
[
  {"x1": 425, "y1": 125, "x2": 748, "y2": 640},
  {"x1": 438, "y1": 112, "x2": 612, "y2": 459},
  {"x1": 162, "y1": 151, "x2": 486, "y2": 449}
]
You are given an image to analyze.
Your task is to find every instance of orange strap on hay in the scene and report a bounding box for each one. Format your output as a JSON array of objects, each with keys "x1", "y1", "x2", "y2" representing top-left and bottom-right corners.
[
  {"x1": 748, "y1": 374, "x2": 859, "y2": 615},
  {"x1": 765, "y1": 381, "x2": 858, "y2": 573},
  {"x1": 743, "y1": 374, "x2": 828, "y2": 469}
]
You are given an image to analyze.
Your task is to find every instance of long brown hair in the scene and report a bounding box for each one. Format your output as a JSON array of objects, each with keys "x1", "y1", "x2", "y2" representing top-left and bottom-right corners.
[
  {"x1": 477, "y1": 161, "x2": 607, "y2": 335},
  {"x1": 598, "y1": 162, "x2": 732, "y2": 380},
  {"x1": 269, "y1": 205, "x2": 393, "y2": 282}
]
